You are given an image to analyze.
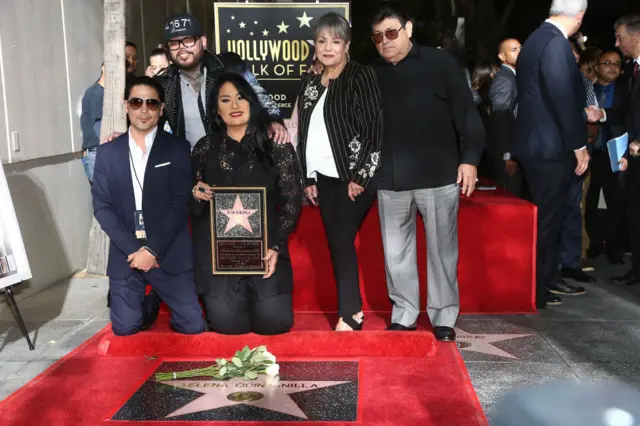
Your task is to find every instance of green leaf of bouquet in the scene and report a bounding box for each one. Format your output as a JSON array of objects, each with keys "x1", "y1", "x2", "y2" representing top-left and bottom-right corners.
[
  {"x1": 256, "y1": 345, "x2": 267, "y2": 352},
  {"x1": 244, "y1": 370, "x2": 259, "y2": 380},
  {"x1": 219, "y1": 366, "x2": 227, "y2": 376},
  {"x1": 219, "y1": 358, "x2": 227, "y2": 366},
  {"x1": 241, "y1": 346, "x2": 251, "y2": 361},
  {"x1": 232, "y1": 357, "x2": 243, "y2": 367}
]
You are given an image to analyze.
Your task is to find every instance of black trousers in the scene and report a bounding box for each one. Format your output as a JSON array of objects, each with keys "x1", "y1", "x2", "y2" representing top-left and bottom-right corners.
[
  {"x1": 520, "y1": 158, "x2": 573, "y2": 307},
  {"x1": 558, "y1": 173, "x2": 584, "y2": 269},
  {"x1": 316, "y1": 173, "x2": 377, "y2": 319},
  {"x1": 202, "y1": 282, "x2": 293, "y2": 335},
  {"x1": 585, "y1": 150, "x2": 625, "y2": 261},
  {"x1": 627, "y1": 156, "x2": 640, "y2": 276}
]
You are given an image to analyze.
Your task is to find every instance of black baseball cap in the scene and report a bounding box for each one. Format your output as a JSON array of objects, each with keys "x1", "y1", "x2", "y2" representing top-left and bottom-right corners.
[{"x1": 165, "y1": 14, "x2": 204, "y2": 41}]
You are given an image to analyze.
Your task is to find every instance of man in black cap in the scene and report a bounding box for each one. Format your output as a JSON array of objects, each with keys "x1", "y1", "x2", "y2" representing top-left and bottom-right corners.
[{"x1": 157, "y1": 14, "x2": 288, "y2": 148}]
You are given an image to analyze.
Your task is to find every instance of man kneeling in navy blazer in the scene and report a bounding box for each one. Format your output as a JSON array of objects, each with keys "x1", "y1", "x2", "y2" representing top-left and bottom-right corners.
[{"x1": 92, "y1": 76, "x2": 205, "y2": 336}]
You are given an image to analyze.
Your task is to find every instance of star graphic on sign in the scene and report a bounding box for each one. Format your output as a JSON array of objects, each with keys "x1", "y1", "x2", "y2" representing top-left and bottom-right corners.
[
  {"x1": 161, "y1": 377, "x2": 351, "y2": 419},
  {"x1": 220, "y1": 195, "x2": 258, "y2": 234},
  {"x1": 239, "y1": 21, "x2": 246, "y2": 29},
  {"x1": 231, "y1": 16, "x2": 235, "y2": 20},
  {"x1": 250, "y1": 31, "x2": 254, "y2": 36},
  {"x1": 226, "y1": 29, "x2": 231, "y2": 34},
  {"x1": 297, "y1": 11, "x2": 313, "y2": 28},
  {"x1": 254, "y1": 20, "x2": 259, "y2": 25},
  {"x1": 277, "y1": 21, "x2": 290, "y2": 34},
  {"x1": 455, "y1": 328, "x2": 533, "y2": 359},
  {"x1": 262, "y1": 29, "x2": 269, "y2": 37}
]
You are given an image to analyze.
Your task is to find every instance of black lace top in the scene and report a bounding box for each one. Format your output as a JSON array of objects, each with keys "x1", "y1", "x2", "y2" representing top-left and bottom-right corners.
[{"x1": 190, "y1": 132, "x2": 303, "y2": 299}]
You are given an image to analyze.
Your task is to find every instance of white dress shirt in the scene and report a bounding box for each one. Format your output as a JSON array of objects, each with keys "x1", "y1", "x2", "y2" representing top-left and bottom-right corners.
[
  {"x1": 305, "y1": 90, "x2": 339, "y2": 180},
  {"x1": 503, "y1": 64, "x2": 516, "y2": 75},
  {"x1": 545, "y1": 19, "x2": 568, "y2": 39},
  {"x1": 129, "y1": 126, "x2": 158, "y2": 210}
]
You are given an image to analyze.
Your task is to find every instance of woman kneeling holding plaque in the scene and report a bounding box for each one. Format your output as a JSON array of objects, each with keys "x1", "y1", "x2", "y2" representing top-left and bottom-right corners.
[{"x1": 191, "y1": 73, "x2": 302, "y2": 335}]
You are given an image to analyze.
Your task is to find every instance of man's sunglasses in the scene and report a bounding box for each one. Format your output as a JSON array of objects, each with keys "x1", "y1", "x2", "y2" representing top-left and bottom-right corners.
[
  {"x1": 128, "y1": 98, "x2": 161, "y2": 111},
  {"x1": 167, "y1": 36, "x2": 201, "y2": 51},
  {"x1": 371, "y1": 25, "x2": 405, "y2": 44}
]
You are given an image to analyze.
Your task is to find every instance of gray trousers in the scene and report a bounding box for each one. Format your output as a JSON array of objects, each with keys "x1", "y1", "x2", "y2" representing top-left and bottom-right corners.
[{"x1": 378, "y1": 184, "x2": 460, "y2": 328}]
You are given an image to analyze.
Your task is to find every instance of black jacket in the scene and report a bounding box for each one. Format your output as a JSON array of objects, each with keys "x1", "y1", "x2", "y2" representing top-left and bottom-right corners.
[
  {"x1": 155, "y1": 51, "x2": 282, "y2": 140},
  {"x1": 373, "y1": 44, "x2": 485, "y2": 191},
  {"x1": 623, "y1": 61, "x2": 640, "y2": 141},
  {"x1": 489, "y1": 65, "x2": 518, "y2": 157},
  {"x1": 514, "y1": 23, "x2": 587, "y2": 161},
  {"x1": 296, "y1": 61, "x2": 383, "y2": 188}
]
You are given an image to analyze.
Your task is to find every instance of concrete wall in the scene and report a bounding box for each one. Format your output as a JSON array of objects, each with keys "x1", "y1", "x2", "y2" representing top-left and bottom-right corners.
[{"x1": 0, "y1": 0, "x2": 103, "y2": 297}]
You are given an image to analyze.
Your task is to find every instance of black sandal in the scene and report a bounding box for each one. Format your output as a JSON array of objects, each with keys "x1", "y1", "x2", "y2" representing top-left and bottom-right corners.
[{"x1": 340, "y1": 314, "x2": 364, "y2": 331}]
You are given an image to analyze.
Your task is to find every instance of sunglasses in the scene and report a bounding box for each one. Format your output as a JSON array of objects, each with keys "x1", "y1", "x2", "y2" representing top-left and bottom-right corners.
[
  {"x1": 371, "y1": 25, "x2": 406, "y2": 44},
  {"x1": 128, "y1": 98, "x2": 161, "y2": 111},
  {"x1": 167, "y1": 36, "x2": 201, "y2": 51}
]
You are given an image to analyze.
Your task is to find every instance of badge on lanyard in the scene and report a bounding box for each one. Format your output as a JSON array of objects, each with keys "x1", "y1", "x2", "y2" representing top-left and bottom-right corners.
[{"x1": 135, "y1": 210, "x2": 146, "y2": 240}]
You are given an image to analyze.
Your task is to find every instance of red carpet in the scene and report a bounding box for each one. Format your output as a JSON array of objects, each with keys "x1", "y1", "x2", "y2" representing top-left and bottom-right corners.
[
  {"x1": 289, "y1": 189, "x2": 537, "y2": 314},
  {"x1": 0, "y1": 316, "x2": 488, "y2": 425}
]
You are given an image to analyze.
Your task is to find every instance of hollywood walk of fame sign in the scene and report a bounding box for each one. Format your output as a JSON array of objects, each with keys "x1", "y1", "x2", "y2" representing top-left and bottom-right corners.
[
  {"x1": 455, "y1": 327, "x2": 534, "y2": 359},
  {"x1": 214, "y1": 3, "x2": 350, "y2": 120},
  {"x1": 111, "y1": 361, "x2": 359, "y2": 422},
  {"x1": 210, "y1": 187, "x2": 268, "y2": 275}
]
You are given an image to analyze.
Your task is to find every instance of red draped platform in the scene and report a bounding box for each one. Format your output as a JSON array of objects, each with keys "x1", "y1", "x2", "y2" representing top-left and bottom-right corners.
[{"x1": 289, "y1": 187, "x2": 537, "y2": 315}]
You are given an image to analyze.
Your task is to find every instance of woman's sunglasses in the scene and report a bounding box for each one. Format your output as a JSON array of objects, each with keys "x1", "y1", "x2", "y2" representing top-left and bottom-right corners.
[
  {"x1": 371, "y1": 25, "x2": 406, "y2": 44},
  {"x1": 128, "y1": 98, "x2": 161, "y2": 112}
]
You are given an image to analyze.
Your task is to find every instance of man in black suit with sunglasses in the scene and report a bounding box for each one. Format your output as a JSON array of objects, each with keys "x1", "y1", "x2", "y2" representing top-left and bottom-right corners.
[{"x1": 92, "y1": 76, "x2": 204, "y2": 336}]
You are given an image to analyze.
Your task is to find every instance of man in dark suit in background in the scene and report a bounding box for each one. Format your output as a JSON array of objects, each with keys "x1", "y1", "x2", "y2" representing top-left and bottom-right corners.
[
  {"x1": 613, "y1": 14, "x2": 640, "y2": 286},
  {"x1": 92, "y1": 76, "x2": 204, "y2": 336},
  {"x1": 514, "y1": 0, "x2": 603, "y2": 308},
  {"x1": 489, "y1": 38, "x2": 522, "y2": 196}
]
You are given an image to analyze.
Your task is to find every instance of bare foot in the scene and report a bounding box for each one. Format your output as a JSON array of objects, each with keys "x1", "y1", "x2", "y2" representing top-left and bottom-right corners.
[{"x1": 335, "y1": 312, "x2": 364, "y2": 331}]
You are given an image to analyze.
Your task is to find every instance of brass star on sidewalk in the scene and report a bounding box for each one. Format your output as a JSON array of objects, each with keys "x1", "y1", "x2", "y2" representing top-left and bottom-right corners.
[
  {"x1": 455, "y1": 328, "x2": 533, "y2": 359},
  {"x1": 161, "y1": 377, "x2": 351, "y2": 419}
]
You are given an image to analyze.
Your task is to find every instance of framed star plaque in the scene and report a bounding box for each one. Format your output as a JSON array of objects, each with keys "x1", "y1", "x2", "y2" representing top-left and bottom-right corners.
[{"x1": 210, "y1": 187, "x2": 268, "y2": 275}]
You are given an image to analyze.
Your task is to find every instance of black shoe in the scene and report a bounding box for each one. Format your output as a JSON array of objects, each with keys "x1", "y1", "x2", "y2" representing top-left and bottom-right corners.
[
  {"x1": 612, "y1": 271, "x2": 640, "y2": 286},
  {"x1": 546, "y1": 292, "x2": 563, "y2": 306},
  {"x1": 386, "y1": 323, "x2": 416, "y2": 331},
  {"x1": 561, "y1": 267, "x2": 596, "y2": 283},
  {"x1": 434, "y1": 326, "x2": 456, "y2": 342},
  {"x1": 141, "y1": 291, "x2": 161, "y2": 330},
  {"x1": 548, "y1": 279, "x2": 587, "y2": 296}
]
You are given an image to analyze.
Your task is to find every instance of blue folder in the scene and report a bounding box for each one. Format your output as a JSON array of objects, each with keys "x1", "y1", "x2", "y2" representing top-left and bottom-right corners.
[{"x1": 607, "y1": 133, "x2": 628, "y2": 172}]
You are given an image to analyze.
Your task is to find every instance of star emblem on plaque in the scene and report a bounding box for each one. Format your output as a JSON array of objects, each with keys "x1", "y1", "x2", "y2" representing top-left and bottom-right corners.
[
  {"x1": 211, "y1": 187, "x2": 267, "y2": 275},
  {"x1": 110, "y1": 361, "x2": 359, "y2": 422}
]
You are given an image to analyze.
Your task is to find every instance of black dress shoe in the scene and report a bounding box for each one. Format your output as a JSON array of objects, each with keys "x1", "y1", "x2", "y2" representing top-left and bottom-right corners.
[
  {"x1": 141, "y1": 291, "x2": 161, "y2": 330},
  {"x1": 548, "y1": 279, "x2": 586, "y2": 296},
  {"x1": 386, "y1": 323, "x2": 416, "y2": 331},
  {"x1": 434, "y1": 326, "x2": 456, "y2": 342},
  {"x1": 561, "y1": 267, "x2": 596, "y2": 283},
  {"x1": 612, "y1": 271, "x2": 640, "y2": 286},
  {"x1": 538, "y1": 290, "x2": 562, "y2": 308}
]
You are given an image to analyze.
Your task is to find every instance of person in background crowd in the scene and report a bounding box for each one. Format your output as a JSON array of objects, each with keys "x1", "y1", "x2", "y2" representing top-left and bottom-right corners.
[
  {"x1": 514, "y1": 0, "x2": 602, "y2": 308},
  {"x1": 190, "y1": 73, "x2": 302, "y2": 335},
  {"x1": 586, "y1": 50, "x2": 627, "y2": 264},
  {"x1": 156, "y1": 14, "x2": 288, "y2": 149},
  {"x1": 92, "y1": 76, "x2": 205, "y2": 336},
  {"x1": 125, "y1": 41, "x2": 138, "y2": 75},
  {"x1": 557, "y1": 43, "x2": 604, "y2": 284},
  {"x1": 612, "y1": 14, "x2": 640, "y2": 286},
  {"x1": 146, "y1": 46, "x2": 172, "y2": 77},
  {"x1": 489, "y1": 38, "x2": 522, "y2": 196},
  {"x1": 295, "y1": 13, "x2": 383, "y2": 331},
  {"x1": 80, "y1": 63, "x2": 104, "y2": 184},
  {"x1": 370, "y1": 1, "x2": 485, "y2": 342},
  {"x1": 471, "y1": 61, "x2": 496, "y2": 182}
]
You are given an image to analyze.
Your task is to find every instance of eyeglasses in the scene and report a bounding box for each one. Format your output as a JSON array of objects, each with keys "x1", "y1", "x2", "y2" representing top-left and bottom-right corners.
[
  {"x1": 597, "y1": 61, "x2": 622, "y2": 69},
  {"x1": 167, "y1": 36, "x2": 201, "y2": 51},
  {"x1": 371, "y1": 25, "x2": 405, "y2": 44},
  {"x1": 128, "y1": 98, "x2": 162, "y2": 111}
]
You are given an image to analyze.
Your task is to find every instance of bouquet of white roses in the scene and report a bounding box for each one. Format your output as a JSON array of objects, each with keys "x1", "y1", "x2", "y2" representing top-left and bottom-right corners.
[{"x1": 154, "y1": 345, "x2": 279, "y2": 381}]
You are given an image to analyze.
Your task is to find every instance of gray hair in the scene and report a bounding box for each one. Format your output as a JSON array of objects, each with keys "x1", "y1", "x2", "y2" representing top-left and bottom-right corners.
[
  {"x1": 614, "y1": 14, "x2": 640, "y2": 34},
  {"x1": 549, "y1": 0, "x2": 588, "y2": 18},
  {"x1": 313, "y1": 12, "x2": 351, "y2": 43}
]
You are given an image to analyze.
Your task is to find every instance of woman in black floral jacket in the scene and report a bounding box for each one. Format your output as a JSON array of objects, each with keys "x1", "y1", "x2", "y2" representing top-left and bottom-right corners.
[{"x1": 295, "y1": 13, "x2": 383, "y2": 331}]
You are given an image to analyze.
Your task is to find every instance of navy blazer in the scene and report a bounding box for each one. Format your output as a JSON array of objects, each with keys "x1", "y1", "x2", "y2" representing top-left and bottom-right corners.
[
  {"x1": 513, "y1": 22, "x2": 587, "y2": 161},
  {"x1": 92, "y1": 130, "x2": 194, "y2": 278},
  {"x1": 489, "y1": 65, "x2": 518, "y2": 157}
]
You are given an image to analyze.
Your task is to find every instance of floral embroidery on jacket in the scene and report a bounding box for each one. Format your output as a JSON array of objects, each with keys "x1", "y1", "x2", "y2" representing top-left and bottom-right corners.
[
  {"x1": 357, "y1": 151, "x2": 381, "y2": 178},
  {"x1": 303, "y1": 84, "x2": 319, "y2": 109},
  {"x1": 348, "y1": 136, "x2": 361, "y2": 170}
]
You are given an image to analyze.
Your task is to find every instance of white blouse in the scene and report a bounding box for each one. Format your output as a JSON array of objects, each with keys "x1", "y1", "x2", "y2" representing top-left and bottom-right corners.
[{"x1": 305, "y1": 90, "x2": 339, "y2": 179}]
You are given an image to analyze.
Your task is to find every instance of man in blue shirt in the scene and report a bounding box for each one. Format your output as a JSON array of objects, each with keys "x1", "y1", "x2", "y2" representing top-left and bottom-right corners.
[{"x1": 80, "y1": 64, "x2": 104, "y2": 183}]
